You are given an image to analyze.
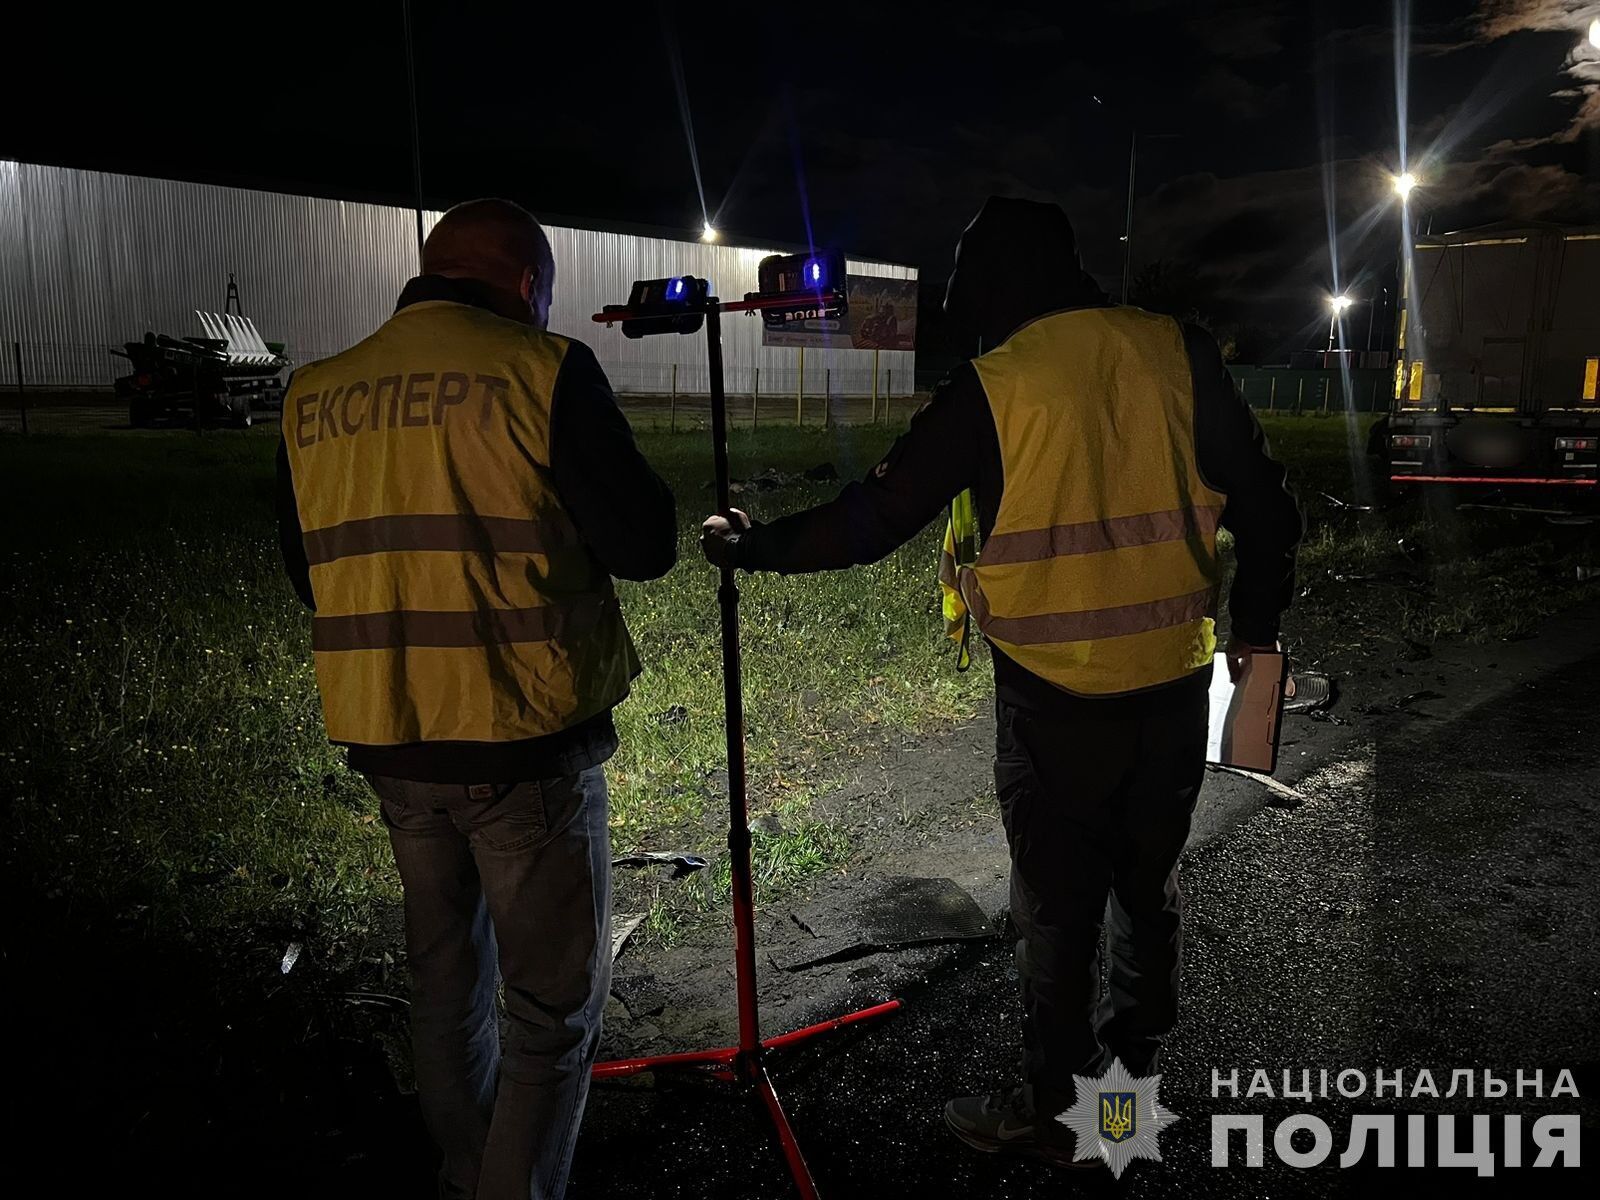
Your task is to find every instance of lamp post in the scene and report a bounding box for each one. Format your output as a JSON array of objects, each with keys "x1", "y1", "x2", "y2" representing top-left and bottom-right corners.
[
  {"x1": 1118, "y1": 129, "x2": 1182, "y2": 304},
  {"x1": 1327, "y1": 294, "x2": 1354, "y2": 353}
]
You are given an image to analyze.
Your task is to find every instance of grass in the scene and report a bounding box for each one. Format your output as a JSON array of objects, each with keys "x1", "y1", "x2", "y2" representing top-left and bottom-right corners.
[
  {"x1": 2, "y1": 413, "x2": 1595, "y2": 966},
  {"x1": 0, "y1": 422, "x2": 986, "y2": 965}
]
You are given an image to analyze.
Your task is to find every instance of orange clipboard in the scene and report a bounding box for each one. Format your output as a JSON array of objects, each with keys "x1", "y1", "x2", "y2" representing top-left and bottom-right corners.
[{"x1": 1206, "y1": 649, "x2": 1289, "y2": 774}]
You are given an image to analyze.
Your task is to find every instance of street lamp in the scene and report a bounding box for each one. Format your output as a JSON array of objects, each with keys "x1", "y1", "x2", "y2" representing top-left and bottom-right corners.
[
  {"x1": 701, "y1": 223, "x2": 720, "y2": 243},
  {"x1": 1392, "y1": 171, "x2": 1418, "y2": 201},
  {"x1": 1327, "y1": 293, "x2": 1354, "y2": 353}
]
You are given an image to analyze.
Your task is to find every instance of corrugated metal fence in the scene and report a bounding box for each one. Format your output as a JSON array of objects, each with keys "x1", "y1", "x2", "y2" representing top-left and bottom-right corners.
[
  {"x1": 0, "y1": 160, "x2": 917, "y2": 395},
  {"x1": 1230, "y1": 366, "x2": 1391, "y2": 414}
]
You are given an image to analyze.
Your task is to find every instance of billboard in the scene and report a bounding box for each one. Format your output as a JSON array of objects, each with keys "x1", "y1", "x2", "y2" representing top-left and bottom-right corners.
[{"x1": 762, "y1": 274, "x2": 918, "y2": 350}]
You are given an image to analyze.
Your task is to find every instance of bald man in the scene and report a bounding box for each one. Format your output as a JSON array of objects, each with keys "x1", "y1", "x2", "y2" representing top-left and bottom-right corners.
[{"x1": 276, "y1": 198, "x2": 675, "y2": 1200}]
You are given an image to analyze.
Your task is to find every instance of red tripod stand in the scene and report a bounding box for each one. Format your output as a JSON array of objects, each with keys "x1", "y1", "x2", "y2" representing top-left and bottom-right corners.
[{"x1": 590, "y1": 296, "x2": 901, "y2": 1198}]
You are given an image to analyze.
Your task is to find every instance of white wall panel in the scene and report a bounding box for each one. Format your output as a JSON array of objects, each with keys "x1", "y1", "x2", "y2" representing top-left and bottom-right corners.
[{"x1": 0, "y1": 161, "x2": 916, "y2": 394}]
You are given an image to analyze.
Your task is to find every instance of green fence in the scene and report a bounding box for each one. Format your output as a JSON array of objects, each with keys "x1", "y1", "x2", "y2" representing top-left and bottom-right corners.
[{"x1": 1231, "y1": 367, "x2": 1389, "y2": 415}]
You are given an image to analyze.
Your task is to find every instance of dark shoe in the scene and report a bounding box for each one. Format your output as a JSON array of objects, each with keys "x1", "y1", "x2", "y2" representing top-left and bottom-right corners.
[{"x1": 943, "y1": 1086, "x2": 1099, "y2": 1170}]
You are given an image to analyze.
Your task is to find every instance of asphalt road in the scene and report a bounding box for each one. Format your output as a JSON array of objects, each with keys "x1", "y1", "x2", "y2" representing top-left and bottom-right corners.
[{"x1": 572, "y1": 604, "x2": 1600, "y2": 1198}]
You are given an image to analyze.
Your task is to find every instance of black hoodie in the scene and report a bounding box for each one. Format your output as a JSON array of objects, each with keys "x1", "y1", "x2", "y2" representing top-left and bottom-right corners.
[{"x1": 731, "y1": 198, "x2": 1303, "y2": 715}]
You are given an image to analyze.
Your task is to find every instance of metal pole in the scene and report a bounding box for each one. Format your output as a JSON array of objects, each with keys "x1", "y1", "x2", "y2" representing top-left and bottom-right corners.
[
  {"x1": 752, "y1": 365, "x2": 759, "y2": 429},
  {"x1": 703, "y1": 304, "x2": 761, "y2": 1065},
  {"x1": 1295, "y1": 377, "x2": 1304, "y2": 414},
  {"x1": 402, "y1": 0, "x2": 426, "y2": 264},
  {"x1": 1268, "y1": 375, "x2": 1277, "y2": 413},
  {"x1": 13, "y1": 342, "x2": 26, "y2": 435},
  {"x1": 870, "y1": 348, "x2": 879, "y2": 423},
  {"x1": 1120, "y1": 127, "x2": 1138, "y2": 304},
  {"x1": 796, "y1": 347, "x2": 804, "y2": 425},
  {"x1": 670, "y1": 362, "x2": 677, "y2": 432},
  {"x1": 824, "y1": 368, "x2": 831, "y2": 429},
  {"x1": 885, "y1": 369, "x2": 891, "y2": 424}
]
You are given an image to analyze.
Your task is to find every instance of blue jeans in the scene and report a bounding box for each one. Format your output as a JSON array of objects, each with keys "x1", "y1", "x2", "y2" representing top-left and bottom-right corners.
[{"x1": 370, "y1": 768, "x2": 612, "y2": 1200}]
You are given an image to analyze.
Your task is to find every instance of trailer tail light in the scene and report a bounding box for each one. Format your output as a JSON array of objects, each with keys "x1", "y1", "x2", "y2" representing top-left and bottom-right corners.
[
  {"x1": 135, "y1": 372, "x2": 153, "y2": 389},
  {"x1": 1555, "y1": 437, "x2": 1596, "y2": 452},
  {"x1": 1391, "y1": 435, "x2": 1432, "y2": 450},
  {"x1": 1393, "y1": 360, "x2": 1406, "y2": 400},
  {"x1": 1583, "y1": 357, "x2": 1598, "y2": 402},
  {"x1": 1407, "y1": 361, "x2": 1426, "y2": 402}
]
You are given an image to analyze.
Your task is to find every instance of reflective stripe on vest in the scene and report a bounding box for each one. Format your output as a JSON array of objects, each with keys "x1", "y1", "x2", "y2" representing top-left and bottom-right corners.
[
  {"x1": 284, "y1": 301, "x2": 639, "y2": 746},
  {"x1": 954, "y1": 307, "x2": 1225, "y2": 696}
]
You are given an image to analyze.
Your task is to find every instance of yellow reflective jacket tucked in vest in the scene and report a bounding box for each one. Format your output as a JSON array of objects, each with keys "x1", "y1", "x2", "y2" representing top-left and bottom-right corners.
[
  {"x1": 938, "y1": 307, "x2": 1225, "y2": 697},
  {"x1": 283, "y1": 301, "x2": 640, "y2": 746}
]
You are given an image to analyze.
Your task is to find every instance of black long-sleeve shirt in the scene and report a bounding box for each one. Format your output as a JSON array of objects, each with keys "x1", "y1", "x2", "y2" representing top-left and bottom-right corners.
[
  {"x1": 733, "y1": 319, "x2": 1302, "y2": 715},
  {"x1": 276, "y1": 275, "x2": 676, "y2": 782}
]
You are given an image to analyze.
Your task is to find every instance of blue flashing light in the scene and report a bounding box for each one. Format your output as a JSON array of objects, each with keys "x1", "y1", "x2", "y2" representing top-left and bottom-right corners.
[
  {"x1": 804, "y1": 258, "x2": 824, "y2": 288},
  {"x1": 667, "y1": 276, "x2": 686, "y2": 301}
]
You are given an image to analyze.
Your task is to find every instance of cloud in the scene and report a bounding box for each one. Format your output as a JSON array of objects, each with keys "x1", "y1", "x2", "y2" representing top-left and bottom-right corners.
[
  {"x1": 1471, "y1": 1, "x2": 1600, "y2": 137},
  {"x1": 1193, "y1": 65, "x2": 1290, "y2": 120},
  {"x1": 1187, "y1": 2, "x2": 1286, "y2": 59},
  {"x1": 1475, "y1": 0, "x2": 1598, "y2": 39}
]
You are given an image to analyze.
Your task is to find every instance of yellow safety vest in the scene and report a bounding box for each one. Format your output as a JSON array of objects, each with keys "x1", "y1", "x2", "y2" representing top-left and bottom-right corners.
[
  {"x1": 939, "y1": 307, "x2": 1225, "y2": 696},
  {"x1": 283, "y1": 300, "x2": 639, "y2": 746}
]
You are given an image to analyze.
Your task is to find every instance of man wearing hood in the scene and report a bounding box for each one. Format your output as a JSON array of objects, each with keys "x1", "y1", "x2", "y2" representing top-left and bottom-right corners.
[{"x1": 701, "y1": 196, "x2": 1301, "y2": 1169}]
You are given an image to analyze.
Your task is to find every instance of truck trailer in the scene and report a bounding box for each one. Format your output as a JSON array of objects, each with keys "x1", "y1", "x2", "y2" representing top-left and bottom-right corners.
[{"x1": 1387, "y1": 223, "x2": 1599, "y2": 489}]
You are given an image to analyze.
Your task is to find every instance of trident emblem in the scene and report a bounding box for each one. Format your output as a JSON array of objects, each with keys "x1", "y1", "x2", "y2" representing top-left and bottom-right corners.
[{"x1": 1100, "y1": 1092, "x2": 1136, "y2": 1143}]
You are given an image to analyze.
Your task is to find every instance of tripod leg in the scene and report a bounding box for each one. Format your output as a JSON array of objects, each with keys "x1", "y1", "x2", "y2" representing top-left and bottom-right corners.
[{"x1": 752, "y1": 1065, "x2": 821, "y2": 1200}]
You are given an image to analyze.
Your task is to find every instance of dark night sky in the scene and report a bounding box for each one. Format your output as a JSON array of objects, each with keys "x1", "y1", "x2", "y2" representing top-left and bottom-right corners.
[{"x1": 5, "y1": 1, "x2": 1597, "y2": 361}]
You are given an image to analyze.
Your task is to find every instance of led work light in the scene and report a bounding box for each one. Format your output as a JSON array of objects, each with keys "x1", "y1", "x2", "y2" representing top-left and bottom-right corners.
[
  {"x1": 749, "y1": 249, "x2": 848, "y2": 329},
  {"x1": 603, "y1": 276, "x2": 710, "y2": 338}
]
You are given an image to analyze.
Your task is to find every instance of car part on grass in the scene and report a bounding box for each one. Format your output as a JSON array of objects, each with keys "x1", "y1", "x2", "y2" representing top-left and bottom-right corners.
[
  {"x1": 1331, "y1": 570, "x2": 1430, "y2": 594},
  {"x1": 611, "y1": 851, "x2": 709, "y2": 878},
  {"x1": 773, "y1": 876, "x2": 996, "y2": 972},
  {"x1": 611, "y1": 913, "x2": 647, "y2": 962},
  {"x1": 339, "y1": 991, "x2": 409, "y2": 1010}
]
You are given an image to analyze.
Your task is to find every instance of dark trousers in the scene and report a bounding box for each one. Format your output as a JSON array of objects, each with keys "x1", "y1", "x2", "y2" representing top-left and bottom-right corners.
[
  {"x1": 993, "y1": 691, "x2": 1207, "y2": 1103},
  {"x1": 369, "y1": 768, "x2": 612, "y2": 1200}
]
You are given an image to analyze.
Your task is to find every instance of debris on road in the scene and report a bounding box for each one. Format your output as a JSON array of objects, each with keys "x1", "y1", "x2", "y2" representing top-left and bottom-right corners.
[
  {"x1": 1208, "y1": 765, "x2": 1309, "y2": 807},
  {"x1": 279, "y1": 941, "x2": 302, "y2": 975},
  {"x1": 773, "y1": 876, "x2": 995, "y2": 972},
  {"x1": 1283, "y1": 672, "x2": 1335, "y2": 713}
]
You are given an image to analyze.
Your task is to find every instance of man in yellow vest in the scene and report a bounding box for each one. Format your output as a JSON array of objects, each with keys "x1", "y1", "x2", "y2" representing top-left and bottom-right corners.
[
  {"x1": 277, "y1": 199, "x2": 675, "y2": 1199},
  {"x1": 702, "y1": 197, "x2": 1300, "y2": 1169}
]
